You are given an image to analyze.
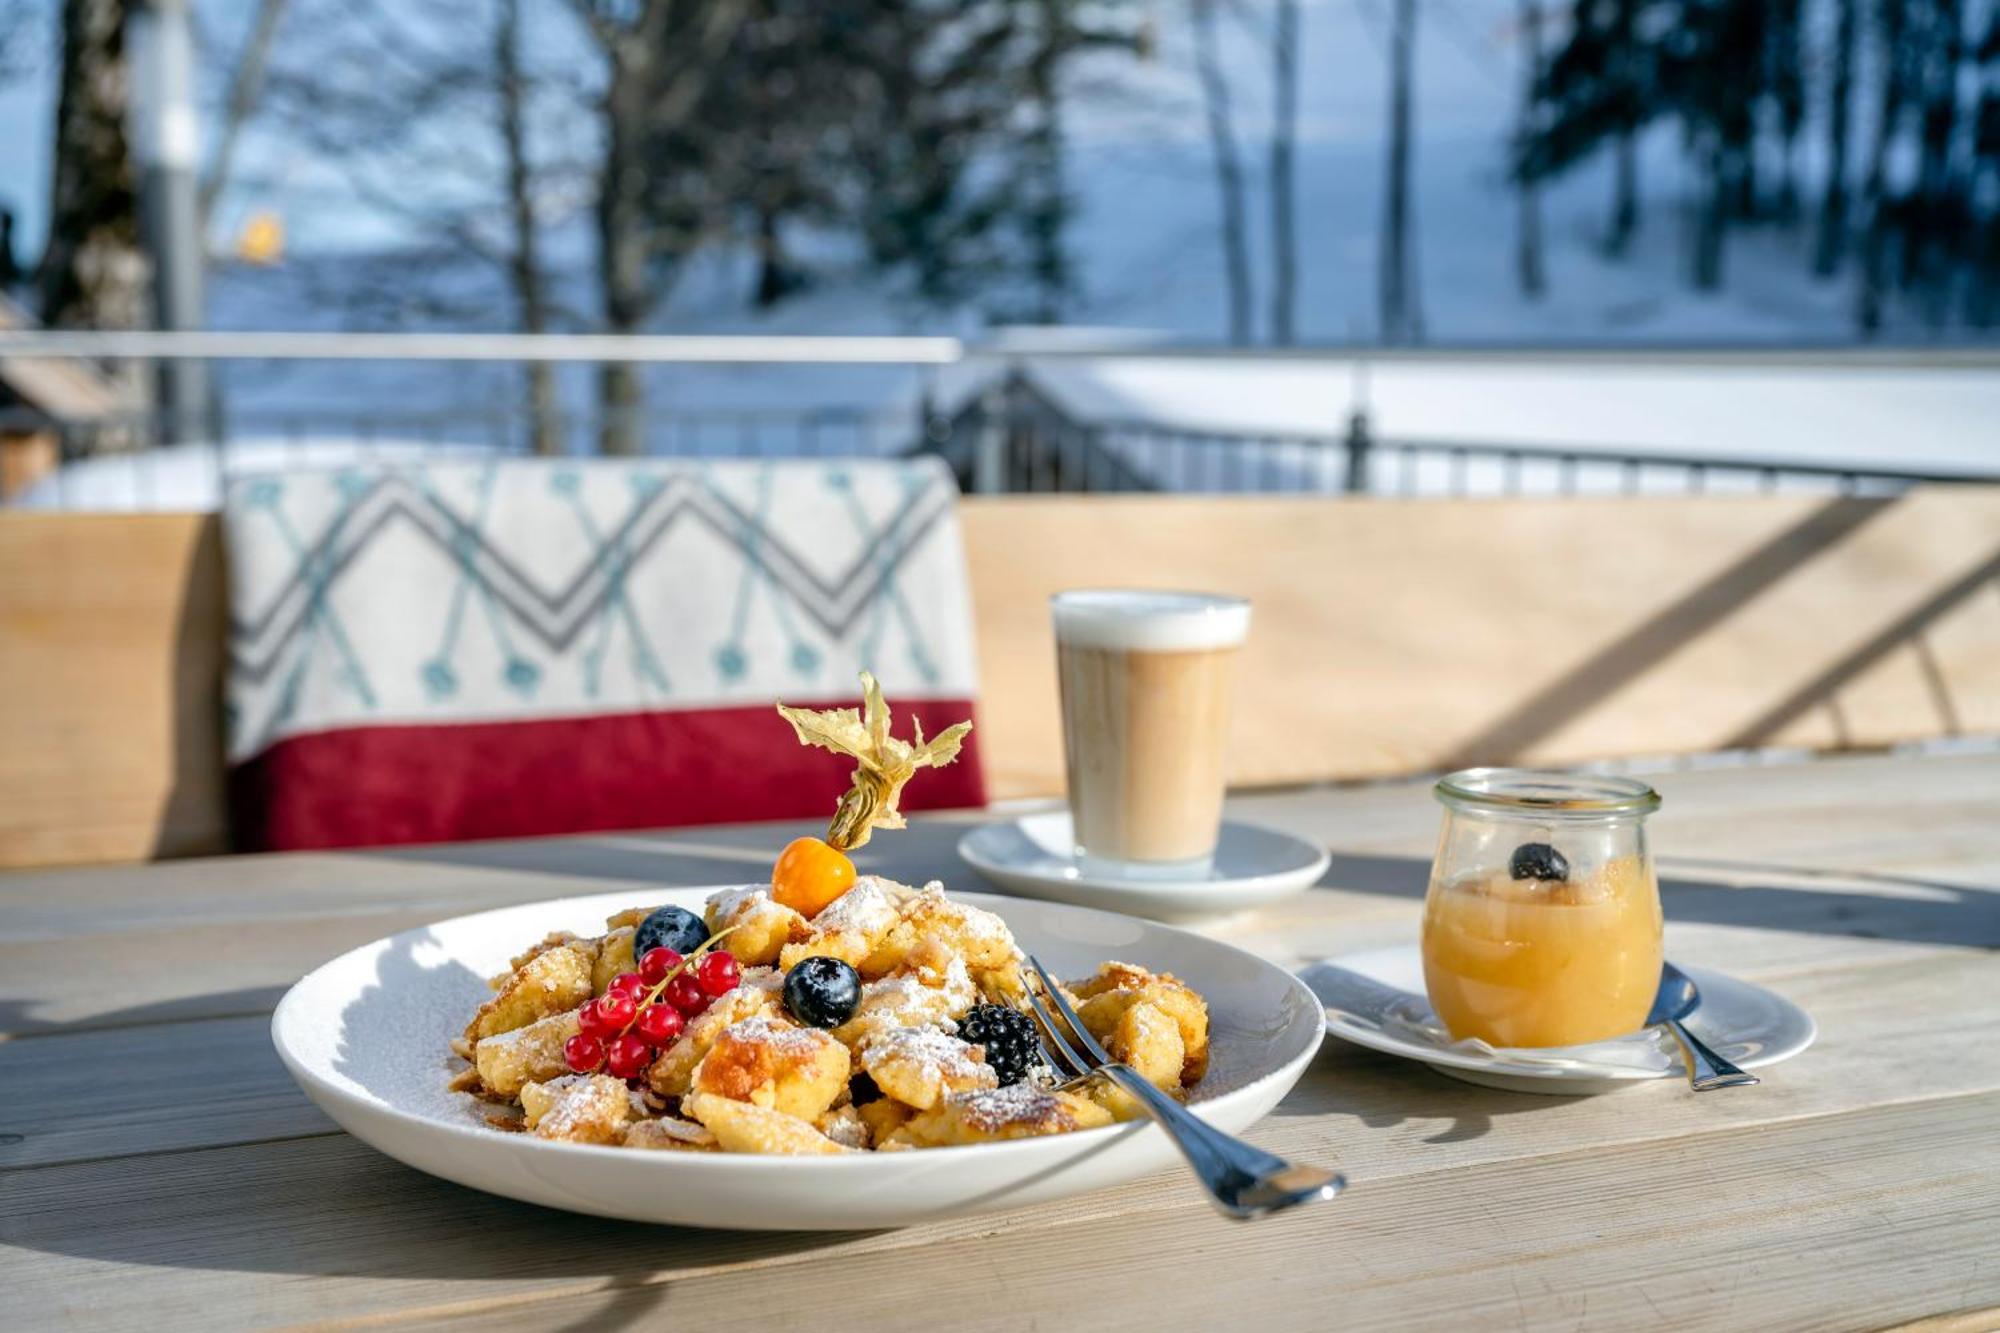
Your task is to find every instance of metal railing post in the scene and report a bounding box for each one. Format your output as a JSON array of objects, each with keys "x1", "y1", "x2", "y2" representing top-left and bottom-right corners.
[
  {"x1": 973, "y1": 373, "x2": 1010, "y2": 495},
  {"x1": 1343, "y1": 408, "x2": 1373, "y2": 494}
]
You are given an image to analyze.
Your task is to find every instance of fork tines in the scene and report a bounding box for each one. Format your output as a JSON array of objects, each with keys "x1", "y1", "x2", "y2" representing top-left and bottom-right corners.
[{"x1": 1021, "y1": 954, "x2": 1117, "y2": 1083}]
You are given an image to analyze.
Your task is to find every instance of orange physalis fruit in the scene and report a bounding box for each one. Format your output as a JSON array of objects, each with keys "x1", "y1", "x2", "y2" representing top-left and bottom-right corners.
[{"x1": 772, "y1": 836, "x2": 857, "y2": 917}]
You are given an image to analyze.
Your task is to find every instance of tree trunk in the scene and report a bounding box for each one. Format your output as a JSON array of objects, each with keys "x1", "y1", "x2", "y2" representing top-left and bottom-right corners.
[
  {"x1": 200, "y1": 0, "x2": 289, "y2": 230},
  {"x1": 1515, "y1": 0, "x2": 1545, "y2": 299},
  {"x1": 1606, "y1": 129, "x2": 1639, "y2": 256},
  {"x1": 1192, "y1": 0, "x2": 1252, "y2": 344},
  {"x1": 41, "y1": 0, "x2": 148, "y2": 335},
  {"x1": 1730, "y1": 141, "x2": 1758, "y2": 220},
  {"x1": 1857, "y1": 0, "x2": 1908, "y2": 335},
  {"x1": 1693, "y1": 137, "x2": 1728, "y2": 291},
  {"x1": 1380, "y1": 0, "x2": 1421, "y2": 342},
  {"x1": 753, "y1": 204, "x2": 806, "y2": 308},
  {"x1": 1269, "y1": 0, "x2": 1299, "y2": 342},
  {"x1": 1914, "y1": 0, "x2": 1963, "y2": 326},
  {"x1": 497, "y1": 0, "x2": 560, "y2": 457},
  {"x1": 1022, "y1": 0, "x2": 1070, "y2": 324},
  {"x1": 595, "y1": 50, "x2": 650, "y2": 457},
  {"x1": 1813, "y1": 0, "x2": 1857, "y2": 277}
]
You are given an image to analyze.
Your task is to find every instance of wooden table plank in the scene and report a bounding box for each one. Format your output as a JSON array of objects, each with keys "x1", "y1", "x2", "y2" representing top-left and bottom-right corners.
[
  {"x1": 8, "y1": 1092, "x2": 1994, "y2": 1331},
  {"x1": 2, "y1": 752, "x2": 1996, "y2": 1331},
  {"x1": 401, "y1": 1090, "x2": 2000, "y2": 1333},
  {"x1": 5, "y1": 944, "x2": 1995, "y2": 1173}
]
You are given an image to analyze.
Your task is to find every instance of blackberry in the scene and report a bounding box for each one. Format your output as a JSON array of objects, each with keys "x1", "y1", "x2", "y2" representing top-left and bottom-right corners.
[
  {"x1": 959, "y1": 1004, "x2": 1042, "y2": 1087},
  {"x1": 1509, "y1": 842, "x2": 1570, "y2": 882}
]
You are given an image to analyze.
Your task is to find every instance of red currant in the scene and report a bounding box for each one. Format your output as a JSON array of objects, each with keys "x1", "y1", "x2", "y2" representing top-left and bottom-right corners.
[
  {"x1": 605, "y1": 1032, "x2": 653, "y2": 1080},
  {"x1": 598, "y1": 992, "x2": 638, "y2": 1030},
  {"x1": 694, "y1": 950, "x2": 741, "y2": 997},
  {"x1": 666, "y1": 972, "x2": 709, "y2": 1015},
  {"x1": 638, "y1": 946, "x2": 683, "y2": 985},
  {"x1": 634, "y1": 1001, "x2": 684, "y2": 1045},
  {"x1": 563, "y1": 1032, "x2": 605, "y2": 1073},
  {"x1": 607, "y1": 972, "x2": 647, "y2": 1001},
  {"x1": 576, "y1": 997, "x2": 614, "y2": 1038}
]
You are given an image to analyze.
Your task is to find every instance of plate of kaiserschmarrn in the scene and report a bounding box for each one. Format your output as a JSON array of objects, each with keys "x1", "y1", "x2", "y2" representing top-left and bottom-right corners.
[{"x1": 270, "y1": 677, "x2": 1323, "y2": 1229}]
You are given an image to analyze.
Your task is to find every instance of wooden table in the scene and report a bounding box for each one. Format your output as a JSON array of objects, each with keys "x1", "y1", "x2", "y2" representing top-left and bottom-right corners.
[{"x1": 4, "y1": 753, "x2": 1997, "y2": 1331}]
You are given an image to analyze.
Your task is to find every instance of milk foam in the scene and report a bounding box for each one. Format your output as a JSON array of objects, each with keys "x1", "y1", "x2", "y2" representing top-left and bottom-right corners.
[{"x1": 1051, "y1": 590, "x2": 1252, "y2": 651}]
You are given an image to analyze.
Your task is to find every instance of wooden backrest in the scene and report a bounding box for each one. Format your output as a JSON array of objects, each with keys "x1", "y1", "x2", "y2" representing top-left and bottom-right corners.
[
  {"x1": 0, "y1": 512, "x2": 229, "y2": 865},
  {"x1": 960, "y1": 488, "x2": 2000, "y2": 798},
  {"x1": 3, "y1": 486, "x2": 1997, "y2": 865}
]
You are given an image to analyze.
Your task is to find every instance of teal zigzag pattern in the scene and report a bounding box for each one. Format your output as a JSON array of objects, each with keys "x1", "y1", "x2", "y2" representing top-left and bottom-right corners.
[{"x1": 226, "y1": 463, "x2": 957, "y2": 754}]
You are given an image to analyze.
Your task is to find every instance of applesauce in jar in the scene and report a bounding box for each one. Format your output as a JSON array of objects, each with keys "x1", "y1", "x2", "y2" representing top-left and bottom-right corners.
[{"x1": 1421, "y1": 769, "x2": 1663, "y2": 1048}]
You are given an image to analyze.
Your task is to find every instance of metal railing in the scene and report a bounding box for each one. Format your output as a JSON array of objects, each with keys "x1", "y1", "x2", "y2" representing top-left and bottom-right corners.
[{"x1": 3, "y1": 331, "x2": 1996, "y2": 508}]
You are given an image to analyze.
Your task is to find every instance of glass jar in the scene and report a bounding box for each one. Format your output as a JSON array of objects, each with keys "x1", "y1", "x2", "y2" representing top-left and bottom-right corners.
[{"x1": 1421, "y1": 768, "x2": 1663, "y2": 1048}]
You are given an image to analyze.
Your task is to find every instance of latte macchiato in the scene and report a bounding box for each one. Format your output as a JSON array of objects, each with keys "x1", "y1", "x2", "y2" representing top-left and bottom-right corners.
[{"x1": 1051, "y1": 590, "x2": 1251, "y2": 875}]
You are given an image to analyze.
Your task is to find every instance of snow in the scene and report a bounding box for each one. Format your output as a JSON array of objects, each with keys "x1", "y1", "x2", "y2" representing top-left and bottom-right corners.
[
  {"x1": 7, "y1": 0, "x2": 1998, "y2": 509},
  {"x1": 1012, "y1": 358, "x2": 2000, "y2": 476},
  {"x1": 9, "y1": 437, "x2": 491, "y2": 512}
]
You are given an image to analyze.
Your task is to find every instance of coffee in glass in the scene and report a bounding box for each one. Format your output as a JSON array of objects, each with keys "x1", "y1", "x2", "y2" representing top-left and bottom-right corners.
[{"x1": 1051, "y1": 590, "x2": 1251, "y2": 877}]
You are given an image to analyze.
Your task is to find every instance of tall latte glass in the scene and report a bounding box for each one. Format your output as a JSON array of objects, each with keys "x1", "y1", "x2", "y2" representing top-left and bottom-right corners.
[{"x1": 1052, "y1": 590, "x2": 1251, "y2": 878}]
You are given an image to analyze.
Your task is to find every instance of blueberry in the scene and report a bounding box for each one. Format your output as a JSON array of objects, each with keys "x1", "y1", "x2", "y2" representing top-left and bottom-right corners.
[
  {"x1": 783, "y1": 956, "x2": 862, "y2": 1029},
  {"x1": 634, "y1": 905, "x2": 708, "y2": 958},
  {"x1": 1509, "y1": 842, "x2": 1570, "y2": 882},
  {"x1": 848, "y1": 1071, "x2": 882, "y2": 1106}
]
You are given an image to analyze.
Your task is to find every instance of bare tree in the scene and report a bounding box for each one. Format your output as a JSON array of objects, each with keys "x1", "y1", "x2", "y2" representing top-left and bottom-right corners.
[
  {"x1": 41, "y1": 0, "x2": 150, "y2": 338},
  {"x1": 1859, "y1": 0, "x2": 1911, "y2": 332},
  {"x1": 265, "y1": 0, "x2": 582, "y2": 450},
  {"x1": 1192, "y1": 0, "x2": 1253, "y2": 344},
  {"x1": 569, "y1": 0, "x2": 751, "y2": 455},
  {"x1": 1269, "y1": 0, "x2": 1299, "y2": 342},
  {"x1": 200, "y1": 0, "x2": 290, "y2": 230},
  {"x1": 496, "y1": 0, "x2": 559, "y2": 454},
  {"x1": 1379, "y1": 0, "x2": 1422, "y2": 342},
  {"x1": 1814, "y1": 0, "x2": 1858, "y2": 276},
  {"x1": 1516, "y1": 0, "x2": 1546, "y2": 298}
]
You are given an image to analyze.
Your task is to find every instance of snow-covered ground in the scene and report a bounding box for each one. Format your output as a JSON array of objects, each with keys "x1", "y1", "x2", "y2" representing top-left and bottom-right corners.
[{"x1": 6, "y1": 0, "x2": 1997, "y2": 499}]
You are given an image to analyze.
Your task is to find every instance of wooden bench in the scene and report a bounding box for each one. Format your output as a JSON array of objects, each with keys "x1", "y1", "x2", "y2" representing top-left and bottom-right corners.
[{"x1": 5, "y1": 486, "x2": 1998, "y2": 868}]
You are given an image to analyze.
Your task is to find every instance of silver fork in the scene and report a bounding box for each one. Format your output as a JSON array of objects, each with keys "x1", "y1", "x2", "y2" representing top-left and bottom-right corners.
[{"x1": 1021, "y1": 954, "x2": 1345, "y2": 1221}]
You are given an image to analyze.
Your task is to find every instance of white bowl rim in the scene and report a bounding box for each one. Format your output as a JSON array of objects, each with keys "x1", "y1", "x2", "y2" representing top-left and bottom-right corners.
[{"x1": 271, "y1": 885, "x2": 1326, "y2": 1171}]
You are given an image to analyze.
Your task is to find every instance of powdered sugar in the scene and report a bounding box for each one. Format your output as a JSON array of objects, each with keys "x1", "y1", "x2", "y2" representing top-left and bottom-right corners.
[
  {"x1": 720, "y1": 1014, "x2": 839, "y2": 1057},
  {"x1": 949, "y1": 1083, "x2": 1071, "y2": 1134},
  {"x1": 811, "y1": 879, "x2": 897, "y2": 935},
  {"x1": 707, "y1": 885, "x2": 781, "y2": 923},
  {"x1": 862, "y1": 1025, "x2": 988, "y2": 1079}
]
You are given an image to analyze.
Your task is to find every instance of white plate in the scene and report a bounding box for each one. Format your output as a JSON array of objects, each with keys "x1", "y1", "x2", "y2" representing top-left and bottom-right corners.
[
  {"x1": 957, "y1": 813, "x2": 1330, "y2": 922},
  {"x1": 272, "y1": 887, "x2": 1325, "y2": 1230},
  {"x1": 1304, "y1": 945, "x2": 1816, "y2": 1096}
]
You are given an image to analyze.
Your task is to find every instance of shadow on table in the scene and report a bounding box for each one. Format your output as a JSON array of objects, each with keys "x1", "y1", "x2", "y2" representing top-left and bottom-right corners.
[
  {"x1": 0, "y1": 985, "x2": 290, "y2": 1037},
  {"x1": 358, "y1": 814, "x2": 979, "y2": 893},
  {"x1": 1310, "y1": 852, "x2": 2000, "y2": 950},
  {"x1": 0, "y1": 1108, "x2": 881, "y2": 1299},
  {"x1": 1267, "y1": 1035, "x2": 1573, "y2": 1146}
]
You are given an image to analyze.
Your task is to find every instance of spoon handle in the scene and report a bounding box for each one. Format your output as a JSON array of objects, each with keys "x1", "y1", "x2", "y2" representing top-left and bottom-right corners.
[{"x1": 1663, "y1": 1018, "x2": 1761, "y2": 1091}]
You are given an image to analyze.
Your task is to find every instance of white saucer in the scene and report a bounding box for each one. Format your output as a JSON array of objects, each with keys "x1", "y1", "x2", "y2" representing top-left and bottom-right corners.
[
  {"x1": 957, "y1": 812, "x2": 1330, "y2": 922},
  {"x1": 1301, "y1": 945, "x2": 1816, "y2": 1095}
]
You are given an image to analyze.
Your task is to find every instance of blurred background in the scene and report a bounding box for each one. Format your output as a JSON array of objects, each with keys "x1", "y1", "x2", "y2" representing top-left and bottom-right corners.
[{"x1": 1, "y1": 0, "x2": 1998, "y2": 500}]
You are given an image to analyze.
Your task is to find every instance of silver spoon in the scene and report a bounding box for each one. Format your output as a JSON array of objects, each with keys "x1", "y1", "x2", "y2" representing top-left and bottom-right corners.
[{"x1": 1649, "y1": 961, "x2": 1760, "y2": 1090}]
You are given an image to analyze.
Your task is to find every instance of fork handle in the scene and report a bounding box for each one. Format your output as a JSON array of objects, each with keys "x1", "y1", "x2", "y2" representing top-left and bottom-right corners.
[{"x1": 1095, "y1": 1062, "x2": 1341, "y2": 1220}]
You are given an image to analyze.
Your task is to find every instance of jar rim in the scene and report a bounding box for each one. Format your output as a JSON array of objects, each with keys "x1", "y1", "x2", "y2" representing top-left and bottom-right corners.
[{"x1": 1433, "y1": 767, "x2": 1662, "y2": 818}]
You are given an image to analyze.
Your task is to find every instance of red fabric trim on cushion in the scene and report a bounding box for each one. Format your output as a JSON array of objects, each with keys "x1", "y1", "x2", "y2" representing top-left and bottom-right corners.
[{"x1": 229, "y1": 698, "x2": 986, "y2": 853}]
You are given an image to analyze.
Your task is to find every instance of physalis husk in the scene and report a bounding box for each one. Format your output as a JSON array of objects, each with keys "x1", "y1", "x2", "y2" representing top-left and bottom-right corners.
[{"x1": 776, "y1": 672, "x2": 972, "y2": 851}]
